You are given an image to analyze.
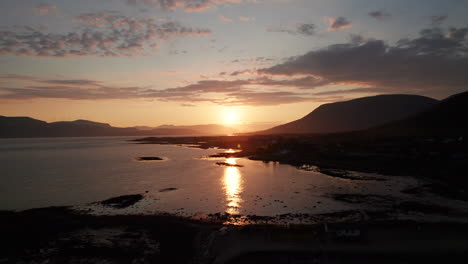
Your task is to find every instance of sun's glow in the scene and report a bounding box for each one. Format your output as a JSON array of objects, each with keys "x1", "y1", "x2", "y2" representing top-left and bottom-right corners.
[
  {"x1": 221, "y1": 107, "x2": 243, "y2": 126},
  {"x1": 224, "y1": 111, "x2": 238, "y2": 125}
]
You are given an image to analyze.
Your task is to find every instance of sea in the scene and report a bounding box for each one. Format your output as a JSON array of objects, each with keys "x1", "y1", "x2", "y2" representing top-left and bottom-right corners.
[{"x1": 1, "y1": 136, "x2": 466, "y2": 223}]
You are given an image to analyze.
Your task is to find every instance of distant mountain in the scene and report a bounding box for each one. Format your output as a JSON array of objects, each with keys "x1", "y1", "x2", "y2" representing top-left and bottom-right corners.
[
  {"x1": 0, "y1": 116, "x2": 49, "y2": 137},
  {"x1": 367, "y1": 91, "x2": 468, "y2": 136},
  {"x1": 256, "y1": 94, "x2": 438, "y2": 135},
  {"x1": 0, "y1": 117, "x2": 223, "y2": 138},
  {"x1": 51, "y1": 120, "x2": 112, "y2": 128}
]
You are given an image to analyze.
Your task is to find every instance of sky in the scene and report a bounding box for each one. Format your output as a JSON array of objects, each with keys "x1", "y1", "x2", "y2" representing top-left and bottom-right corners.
[{"x1": 1, "y1": 0, "x2": 467, "y2": 129}]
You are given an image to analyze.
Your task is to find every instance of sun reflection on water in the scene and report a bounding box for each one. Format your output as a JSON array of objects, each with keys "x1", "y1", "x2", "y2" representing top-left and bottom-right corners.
[{"x1": 223, "y1": 158, "x2": 243, "y2": 214}]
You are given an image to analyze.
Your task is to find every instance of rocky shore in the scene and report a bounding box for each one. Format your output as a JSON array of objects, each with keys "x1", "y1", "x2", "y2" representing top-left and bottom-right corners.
[{"x1": 2, "y1": 202, "x2": 468, "y2": 264}]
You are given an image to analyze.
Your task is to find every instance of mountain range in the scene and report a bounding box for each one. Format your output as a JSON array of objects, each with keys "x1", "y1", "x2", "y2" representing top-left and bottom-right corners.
[
  {"x1": 2, "y1": 90, "x2": 467, "y2": 138},
  {"x1": 0, "y1": 117, "x2": 235, "y2": 138}
]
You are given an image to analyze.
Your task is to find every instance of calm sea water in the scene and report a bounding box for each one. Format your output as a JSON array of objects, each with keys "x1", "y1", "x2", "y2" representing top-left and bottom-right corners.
[{"x1": 0, "y1": 137, "x2": 448, "y2": 217}]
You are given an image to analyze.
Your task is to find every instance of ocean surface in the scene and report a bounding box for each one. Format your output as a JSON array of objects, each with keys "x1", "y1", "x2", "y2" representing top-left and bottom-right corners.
[{"x1": 1, "y1": 137, "x2": 466, "y2": 221}]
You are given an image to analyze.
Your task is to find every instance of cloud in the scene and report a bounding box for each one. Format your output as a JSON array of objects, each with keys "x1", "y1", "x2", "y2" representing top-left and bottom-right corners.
[
  {"x1": 328, "y1": 17, "x2": 351, "y2": 31},
  {"x1": 311, "y1": 87, "x2": 389, "y2": 96},
  {"x1": 162, "y1": 79, "x2": 248, "y2": 93},
  {"x1": 268, "y1": 23, "x2": 316, "y2": 36},
  {"x1": 254, "y1": 76, "x2": 328, "y2": 89},
  {"x1": 448, "y1": 27, "x2": 468, "y2": 40},
  {"x1": 296, "y1": 23, "x2": 316, "y2": 36},
  {"x1": 0, "y1": 74, "x2": 326, "y2": 106},
  {"x1": 239, "y1": 16, "x2": 255, "y2": 22},
  {"x1": 222, "y1": 91, "x2": 312, "y2": 105},
  {"x1": 368, "y1": 10, "x2": 391, "y2": 21},
  {"x1": 35, "y1": 4, "x2": 58, "y2": 15},
  {"x1": 5, "y1": 26, "x2": 466, "y2": 104},
  {"x1": 429, "y1": 15, "x2": 448, "y2": 25},
  {"x1": 259, "y1": 26, "x2": 468, "y2": 97},
  {"x1": 38, "y1": 79, "x2": 103, "y2": 86},
  {"x1": 126, "y1": 0, "x2": 244, "y2": 12},
  {"x1": 0, "y1": 12, "x2": 210, "y2": 57},
  {"x1": 219, "y1": 15, "x2": 233, "y2": 23}
]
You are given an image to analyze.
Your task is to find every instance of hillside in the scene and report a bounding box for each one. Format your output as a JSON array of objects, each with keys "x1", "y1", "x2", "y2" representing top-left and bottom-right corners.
[
  {"x1": 368, "y1": 91, "x2": 468, "y2": 137},
  {"x1": 256, "y1": 94, "x2": 438, "y2": 135}
]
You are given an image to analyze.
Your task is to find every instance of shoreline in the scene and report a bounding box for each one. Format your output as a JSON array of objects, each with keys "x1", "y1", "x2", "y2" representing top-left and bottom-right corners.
[
  {"x1": 132, "y1": 134, "x2": 468, "y2": 201},
  {"x1": 2, "y1": 204, "x2": 468, "y2": 263}
]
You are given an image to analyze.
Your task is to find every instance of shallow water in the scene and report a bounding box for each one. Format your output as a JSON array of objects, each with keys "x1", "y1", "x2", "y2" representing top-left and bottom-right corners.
[{"x1": 1, "y1": 137, "x2": 465, "y2": 220}]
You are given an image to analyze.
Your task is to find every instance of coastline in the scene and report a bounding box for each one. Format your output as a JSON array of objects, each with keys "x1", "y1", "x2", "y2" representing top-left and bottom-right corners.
[
  {"x1": 2, "y1": 135, "x2": 468, "y2": 263},
  {"x1": 2, "y1": 204, "x2": 468, "y2": 263},
  {"x1": 132, "y1": 134, "x2": 468, "y2": 201}
]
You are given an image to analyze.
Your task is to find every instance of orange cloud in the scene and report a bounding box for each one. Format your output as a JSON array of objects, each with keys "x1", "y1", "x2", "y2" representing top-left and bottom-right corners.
[
  {"x1": 328, "y1": 17, "x2": 351, "y2": 31},
  {"x1": 220, "y1": 15, "x2": 233, "y2": 23},
  {"x1": 34, "y1": 4, "x2": 58, "y2": 16},
  {"x1": 239, "y1": 16, "x2": 255, "y2": 22}
]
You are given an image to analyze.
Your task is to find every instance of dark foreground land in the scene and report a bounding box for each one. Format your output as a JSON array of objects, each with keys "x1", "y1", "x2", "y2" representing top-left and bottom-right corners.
[
  {"x1": 134, "y1": 134, "x2": 468, "y2": 197},
  {"x1": 2, "y1": 205, "x2": 468, "y2": 264}
]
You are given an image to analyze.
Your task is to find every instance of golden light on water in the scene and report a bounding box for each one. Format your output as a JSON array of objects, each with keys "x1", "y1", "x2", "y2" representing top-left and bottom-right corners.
[{"x1": 222, "y1": 158, "x2": 243, "y2": 214}]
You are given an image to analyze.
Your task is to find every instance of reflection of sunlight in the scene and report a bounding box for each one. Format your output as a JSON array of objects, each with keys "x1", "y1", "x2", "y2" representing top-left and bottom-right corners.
[
  {"x1": 225, "y1": 157, "x2": 237, "y2": 165},
  {"x1": 225, "y1": 149, "x2": 236, "y2": 153},
  {"x1": 223, "y1": 158, "x2": 243, "y2": 214}
]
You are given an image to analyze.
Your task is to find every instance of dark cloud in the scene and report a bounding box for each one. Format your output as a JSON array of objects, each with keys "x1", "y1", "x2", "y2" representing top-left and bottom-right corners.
[
  {"x1": 429, "y1": 15, "x2": 448, "y2": 25},
  {"x1": 349, "y1": 34, "x2": 368, "y2": 45},
  {"x1": 296, "y1": 23, "x2": 316, "y2": 36},
  {"x1": 268, "y1": 23, "x2": 316, "y2": 36},
  {"x1": 0, "y1": 12, "x2": 210, "y2": 57},
  {"x1": 368, "y1": 10, "x2": 391, "y2": 21},
  {"x1": 126, "y1": 0, "x2": 244, "y2": 12},
  {"x1": 230, "y1": 69, "x2": 256, "y2": 76},
  {"x1": 260, "y1": 27, "x2": 468, "y2": 97},
  {"x1": 328, "y1": 17, "x2": 351, "y2": 31},
  {"x1": 231, "y1": 57, "x2": 275, "y2": 63},
  {"x1": 448, "y1": 27, "x2": 468, "y2": 40},
  {"x1": 312, "y1": 87, "x2": 389, "y2": 96}
]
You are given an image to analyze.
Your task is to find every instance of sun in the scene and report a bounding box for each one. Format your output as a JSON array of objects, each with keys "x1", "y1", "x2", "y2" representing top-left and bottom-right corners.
[
  {"x1": 220, "y1": 107, "x2": 242, "y2": 126},
  {"x1": 224, "y1": 112, "x2": 238, "y2": 125}
]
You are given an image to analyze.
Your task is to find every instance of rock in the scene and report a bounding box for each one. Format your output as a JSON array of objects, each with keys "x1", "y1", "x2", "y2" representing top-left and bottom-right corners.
[
  {"x1": 98, "y1": 194, "x2": 144, "y2": 209},
  {"x1": 137, "y1": 157, "x2": 163, "y2": 161},
  {"x1": 159, "y1": 188, "x2": 178, "y2": 193},
  {"x1": 215, "y1": 162, "x2": 244, "y2": 167}
]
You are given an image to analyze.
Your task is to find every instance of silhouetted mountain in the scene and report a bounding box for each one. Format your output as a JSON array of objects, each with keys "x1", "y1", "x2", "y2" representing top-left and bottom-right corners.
[
  {"x1": 0, "y1": 116, "x2": 49, "y2": 137},
  {"x1": 368, "y1": 91, "x2": 468, "y2": 136},
  {"x1": 51, "y1": 120, "x2": 112, "y2": 128},
  {"x1": 0, "y1": 117, "x2": 219, "y2": 138},
  {"x1": 132, "y1": 126, "x2": 155, "y2": 131},
  {"x1": 256, "y1": 94, "x2": 438, "y2": 135}
]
